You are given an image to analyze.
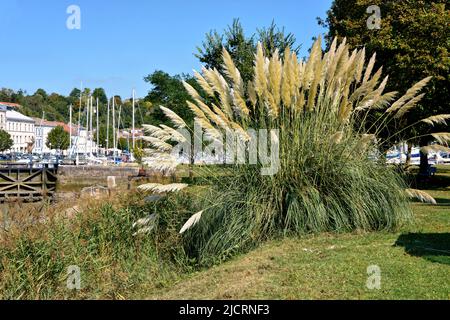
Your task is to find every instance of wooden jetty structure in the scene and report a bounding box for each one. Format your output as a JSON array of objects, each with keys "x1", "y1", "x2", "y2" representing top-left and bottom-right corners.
[{"x1": 0, "y1": 164, "x2": 58, "y2": 202}]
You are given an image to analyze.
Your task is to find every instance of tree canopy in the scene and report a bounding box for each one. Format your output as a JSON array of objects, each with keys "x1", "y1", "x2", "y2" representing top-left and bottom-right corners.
[
  {"x1": 319, "y1": 0, "x2": 449, "y2": 148},
  {"x1": 93, "y1": 88, "x2": 108, "y2": 105},
  {"x1": 46, "y1": 126, "x2": 70, "y2": 151},
  {"x1": 196, "y1": 19, "x2": 301, "y2": 84},
  {"x1": 0, "y1": 129, "x2": 13, "y2": 152},
  {"x1": 143, "y1": 70, "x2": 199, "y2": 127}
]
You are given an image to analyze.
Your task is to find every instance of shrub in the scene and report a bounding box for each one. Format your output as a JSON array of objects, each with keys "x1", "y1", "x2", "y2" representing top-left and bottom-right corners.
[
  {"x1": 0, "y1": 198, "x2": 183, "y2": 299},
  {"x1": 139, "y1": 37, "x2": 449, "y2": 265}
]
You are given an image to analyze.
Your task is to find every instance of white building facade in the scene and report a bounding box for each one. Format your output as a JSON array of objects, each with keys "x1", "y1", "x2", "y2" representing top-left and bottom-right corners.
[
  {"x1": 33, "y1": 119, "x2": 58, "y2": 154},
  {"x1": 0, "y1": 105, "x2": 6, "y2": 131},
  {"x1": 70, "y1": 128, "x2": 98, "y2": 156},
  {"x1": 2, "y1": 107, "x2": 35, "y2": 153}
]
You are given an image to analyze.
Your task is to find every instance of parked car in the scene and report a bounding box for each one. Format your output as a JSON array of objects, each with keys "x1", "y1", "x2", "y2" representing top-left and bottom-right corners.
[{"x1": 438, "y1": 152, "x2": 450, "y2": 164}]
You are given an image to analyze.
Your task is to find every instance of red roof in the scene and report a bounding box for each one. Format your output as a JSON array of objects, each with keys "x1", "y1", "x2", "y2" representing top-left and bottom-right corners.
[
  {"x1": 33, "y1": 117, "x2": 80, "y2": 135},
  {"x1": 0, "y1": 102, "x2": 21, "y2": 108}
]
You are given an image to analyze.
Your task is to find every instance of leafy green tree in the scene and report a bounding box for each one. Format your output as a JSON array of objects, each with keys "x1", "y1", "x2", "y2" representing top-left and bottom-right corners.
[
  {"x1": 0, "y1": 88, "x2": 25, "y2": 104},
  {"x1": 196, "y1": 19, "x2": 255, "y2": 84},
  {"x1": 46, "y1": 126, "x2": 70, "y2": 151},
  {"x1": 143, "y1": 70, "x2": 198, "y2": 127},
  {"x1": 0, "y1": 88, "x2": 15, "y2": 102},
  {"x1": 319, "y1": 0, "x2": 449, "y2": 174},
  {"x1": 69, "y1": 87, "x2": 81, "y2": 103},
  {"x1": 93, "y1": 88, "x2": 108, "y2": 105},
  {"x1": 143, "y1": 71, "x2": 204, "y2": 178},
  {"x1": 47, "y1": 93, "x2": 70, "y2": 121},
  {"x1": 112, "y1": 95, "x2": 122, "y2": 106},
  {"x1": 133, "y1": 146, "x2": 145, "y2": 166},
  {"x1": 69, "y1": 88, "x2": 81, "y2": 99},
  {"x1": 257, "y1": 21, "x2": 301, "y2": 58},
  {"x1": 0, "y1": 129, "x2": 13, "y2": 152},
  {"x1": 196, "y1": 19, "x2": 300, "y2": 83},
  {"x1": 117, "y1": 137, "x2": 129, "y2": 151},
  {"x1": 97, "y1": 125, "x2": 113, "y2": 149},
  {"x1": 34, "y1": 88, "x2": 48, "y2": 99}
]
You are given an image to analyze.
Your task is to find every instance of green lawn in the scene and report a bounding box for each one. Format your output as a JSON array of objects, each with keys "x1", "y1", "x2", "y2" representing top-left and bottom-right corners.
[{"x1": 144, "y1": 166, "x2": 450, "y2": 300}]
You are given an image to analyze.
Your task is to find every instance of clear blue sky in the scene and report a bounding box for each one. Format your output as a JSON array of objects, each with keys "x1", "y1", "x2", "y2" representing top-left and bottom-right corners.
[{"x1": 0, "y1": 0, "x2": 332, "y2": 99}]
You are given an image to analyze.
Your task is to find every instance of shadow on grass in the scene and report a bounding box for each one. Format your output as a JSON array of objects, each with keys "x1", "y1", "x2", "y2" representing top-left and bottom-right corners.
[
  {"x1": 406, "y1": 174, "x2": 450, "y2": 192},
  {"x1": 433, "y1": 198, "x2": 450, "y2": 206},
  {"x1": 395, "y1": 233, "x2": 450, "y2": 265},
  {"x1": 409, "y1": 198, "x2": 450, "y2": 206}
]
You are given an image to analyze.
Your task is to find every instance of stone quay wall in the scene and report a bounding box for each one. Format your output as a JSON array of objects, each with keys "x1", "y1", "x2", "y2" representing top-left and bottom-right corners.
[{"x1": 58, "y1": 165, "x2": 140, "y2": 182}]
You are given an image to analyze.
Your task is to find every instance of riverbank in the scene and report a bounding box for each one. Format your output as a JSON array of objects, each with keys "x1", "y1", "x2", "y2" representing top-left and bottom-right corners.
[{"x1": 0, "y1": 166, "x2": 448, "y2": 299}]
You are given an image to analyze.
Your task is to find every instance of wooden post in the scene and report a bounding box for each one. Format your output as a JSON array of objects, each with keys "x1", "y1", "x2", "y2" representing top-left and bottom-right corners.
[
  {"x1": 107, "y1": 176, "x2": 116, "y2": 197},
  {"x1": 42, "y1": 164, "x2": 48, "y2": 199}
]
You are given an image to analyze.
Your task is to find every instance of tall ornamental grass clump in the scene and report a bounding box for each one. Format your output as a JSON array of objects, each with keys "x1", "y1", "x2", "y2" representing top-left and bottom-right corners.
[{"x1": 138, "y1": 37, "x2": 450, "y2": 265}]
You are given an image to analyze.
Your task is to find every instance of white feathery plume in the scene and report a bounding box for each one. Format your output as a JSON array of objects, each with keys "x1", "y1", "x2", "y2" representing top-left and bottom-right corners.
[
  {"x1": 362, "y1": 53, "x2": 376, "y2": 83},
  {"x1": 143, "y1": 124, "x2": 164, "y2": 134},
  {"x1": 133, "y1": 226, "x2": 155, "y2": 236},
  {"x1": 147, "y1": 159, "x2": 179, "y2": 173},
  {"x1": 231, "y1": 88, "x2": 250, "y2": 118},
  {"x1": 431, "y1": 133, "x2": 450, "y2": 145},
  {"x1": 230, "y1": 122, "x2": 251, "y2": 142},
  {"x1": 132, "y1": 213, "x2": 157, "y2": 228},
  {"x1": 386, "y1": 77, "x2": 432, "y2": 114},
  {"x1": 195, "y1": 117, "x2": 222, "y2": 141},
  {"x1": 421, "y1": 114, "x2": 450, "y2": 126},
  {"x1": 142, "y1": 136, "x2": 173, "y2": 152},
  {"x1": 354, "y1": 47, "x2": 366, "y2": 83},
  {"x1": 186, "y1": 100, "x2": 207, "y2": 119},
  {"x1": 330, "y1": 131, "x2": 344, "y2": 144},
  {"x1": 159, "y1": 124, "x2": 187, "y2": 143},
  {"x1": 182, "y1": 81, "x2": 202, "y2": 101},
  {"x1": 195, "y1": 100, "x2": 230, "y2": 130},
  {"x1": 194, "y1": 69, "x2": 215, "y2": 97},
  {"x1": 222, "y1": 47, "x2": 244, "y2": 95},
  {"x1": 254, "y1": 42, "x2": 267, "y2": 98},
  {"x1": 405, "y1": 189, "x2": 436, "y2": 205},
  {"x1": 138, "y1": 183, "x2": 188, "y2": 193},
  {"x1": 394, "y1": 93, "x2": 426, "y2": 118},
  {"x1": 179, "y1": 210, "x2": 204, "y2": 234},
  {"x1": 159, "y1": 106, "x2": 187, "y2": 128}
]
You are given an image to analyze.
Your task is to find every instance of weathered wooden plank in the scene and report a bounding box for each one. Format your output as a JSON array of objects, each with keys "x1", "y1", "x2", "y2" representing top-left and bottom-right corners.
[{"x1": 0, "y1": 165, "x2": 58, "y2": 202}]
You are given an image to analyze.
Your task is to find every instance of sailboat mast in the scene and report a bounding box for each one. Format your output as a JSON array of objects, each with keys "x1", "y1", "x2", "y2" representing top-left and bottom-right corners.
[
  {"x1": 77, "y1": 82, "x2": 82, "y2": 163},
  {"x1": 90, "y1": 96, "x2": 93, "y2": 156},
  {"x1": 69, "y1": 104, "x2": 72, "y2": 153},
  {"x1": 106, "y1": 98, "x2": 110, "y2": 154},
  {"x1": 40, "y1": 111, "x2": 45, "y2": 155},
  {"x1": 116, "y1": 105, "x2": 122, "y2": 155},
  {"x1": 96, "y1": 97, "x2": 99, "y2": 155},
  {"x1": 112, "y1": 97, "x2": 116, "y2": 160},
  {"x1": 85, "y1": 95, "x2": 89, "y2": 156},
  {"x1": 132, "y1": 89, "x2": 135, "y2": 150}
]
